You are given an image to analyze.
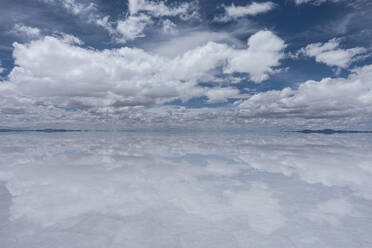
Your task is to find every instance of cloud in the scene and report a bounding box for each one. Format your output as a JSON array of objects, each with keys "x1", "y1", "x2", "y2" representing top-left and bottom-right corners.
[
  {"x1": 216, "y1": 2, "x2": 275, "y2": 22},
  {"x1": 307, "y1": 198, "x2": 356, "y2": 226},
  {"x1": 58, "y1": 32, "x2": 83, "y2": 45},
  {"x1": 224, "y1": 182, "x2": 286, "y2": 235},
  {"x1": 45, "y1": 0, "x2": 193, "y2": 45},
  {"x1": 0, "y1": 60, "x2": 4, "y2": 74},
  {"x1": 293, "y1": 0, "x2": 371, "y2": 8},
  {"x1": 111, "y1": 0, "x2": 199, "y2": 43},
  {"x1": 11, "y1": 24, "x2": 41, "y2": 38},
  {"x1": 39, "y1": 0, "x2": 95, "y2": 15},
  {"x1": 36, "y1": 0, "x2": 198, "y2": 44},
  {"x1": 116, "y1": 14, "x2": 152, "y2": 42},
  {"x1": 4, "y1": 31, "x2": 372, "y2": 128},
  {"x1": 161, "y1": 19, "x2": 177, "y2": 34},
  {"x1": 294, "y1": 0, "x2": 339, "y2": 5},
  {"x1": 238, "y1": 64, "x2": 372, "y2": 119},
  {"x1": 39, "y1": 0, "x2": 116, "y2": 36},
  {"x1": 225, "y1": 30, "x2": 286, "y2": 82},
  {"x1": 6, "y1": 30, "x2": 284, "y2": 111},
  {"x1": 10, "y1": 35, "x2": 189, "y2": 103},
  {"x1": 148, "y1": 30, "x2": 244, "y2": 58},
  {"x1": 128, "y1": 0, "x2": 199, "y2": 20},
  {"x1": 205, "y1": 87, "x2": 240, "y2": 103},
  {"x1": 299, "y1": 38, "x2": 368, "y2": 69}
]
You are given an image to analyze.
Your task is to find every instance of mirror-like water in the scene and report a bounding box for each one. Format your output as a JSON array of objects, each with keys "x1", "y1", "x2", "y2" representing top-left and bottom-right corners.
[{"x1": 0, "y1": 131, "x2": 371, "y2": 248}]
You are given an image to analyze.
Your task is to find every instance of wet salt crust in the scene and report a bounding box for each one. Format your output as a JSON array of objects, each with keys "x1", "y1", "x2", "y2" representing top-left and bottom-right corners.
[{"x1": 0, "y1": 131, "x2": 372, "y2": 248}]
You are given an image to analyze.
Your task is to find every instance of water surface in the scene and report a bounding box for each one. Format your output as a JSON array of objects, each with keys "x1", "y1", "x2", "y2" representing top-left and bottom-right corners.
[{"x1": 0, "y1": 131, "x2": 371, "y2": 247}]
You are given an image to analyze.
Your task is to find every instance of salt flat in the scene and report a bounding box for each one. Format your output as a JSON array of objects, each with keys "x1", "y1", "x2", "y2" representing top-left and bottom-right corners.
[{"x1": 0, "y1": 131, "x2": 371, "y2": 248}]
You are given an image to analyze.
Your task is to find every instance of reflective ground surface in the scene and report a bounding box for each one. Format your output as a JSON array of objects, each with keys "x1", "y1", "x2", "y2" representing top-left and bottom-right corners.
[{"x1": 0, "y1": 131, "x2": 372, "y2": 248}]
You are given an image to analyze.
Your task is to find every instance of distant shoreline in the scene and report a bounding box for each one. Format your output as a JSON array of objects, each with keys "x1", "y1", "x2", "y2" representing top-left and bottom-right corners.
[
  {"x1": 0, "y1": 129, "x2": 83, "y2": 133},
  {"x1": 289, "y1": 129, "x2": 372, "y2": 134},
  {"x1": 1, "y1": 128, "x2": 372, "y2": 135}
]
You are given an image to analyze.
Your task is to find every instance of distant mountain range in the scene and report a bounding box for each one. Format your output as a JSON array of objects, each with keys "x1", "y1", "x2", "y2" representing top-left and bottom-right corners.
[
  {"x1": 1, "y1": 128, "x2": 372, "y2": 134},
  {"x1": 0, "y1": 129, "x2": 82, "y2": 133},
  {"x1": 292, "y1": 129, "x2": 372, "y2": 134}
]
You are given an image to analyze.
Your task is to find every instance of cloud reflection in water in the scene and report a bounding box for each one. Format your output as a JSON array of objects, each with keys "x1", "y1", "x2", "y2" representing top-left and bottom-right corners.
[{"x1": 0, "y1": 131, "x2": 372, "y2": 247}]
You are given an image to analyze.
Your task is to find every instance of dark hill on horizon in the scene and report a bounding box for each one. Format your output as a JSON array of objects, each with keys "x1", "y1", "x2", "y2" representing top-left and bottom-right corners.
[{"x1": 292, "y1": 129, "x2": 372, "y2": 134}]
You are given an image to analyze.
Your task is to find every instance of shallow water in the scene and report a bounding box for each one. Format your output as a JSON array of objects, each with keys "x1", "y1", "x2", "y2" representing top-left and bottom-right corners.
[{"x1": 0, "y1": 131, "x2": 372, "y2": 248}]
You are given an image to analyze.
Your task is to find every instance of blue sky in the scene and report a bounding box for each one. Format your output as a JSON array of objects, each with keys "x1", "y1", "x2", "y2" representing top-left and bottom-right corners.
[{"x1": 1, "y1": 0, "x2": 372, "y2": 129}]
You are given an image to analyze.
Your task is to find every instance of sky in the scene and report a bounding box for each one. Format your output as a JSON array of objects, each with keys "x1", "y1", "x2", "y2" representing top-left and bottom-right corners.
[{"x1": 1, "y1": 0, "x2": 372, "y2": 129}]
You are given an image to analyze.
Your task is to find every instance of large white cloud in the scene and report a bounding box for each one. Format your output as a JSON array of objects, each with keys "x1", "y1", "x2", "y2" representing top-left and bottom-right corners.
[
  {"x1": 238, "y1": 64, "x2": 372, "y2": 119},
  {"x1": 7, "y1": 30, "x2": 285, "y2": 109},
  {"x1": 10, "y1": 35, "x2": 193, "y2": 105}
]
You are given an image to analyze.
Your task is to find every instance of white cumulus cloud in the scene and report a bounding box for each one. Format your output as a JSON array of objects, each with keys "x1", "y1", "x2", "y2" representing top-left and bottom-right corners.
[
  {"x1": 300, "y1": 38, "x2": 368, "y2": 69},
  {"x1": 0, "y1": 30, "x2": 292, "y2": 127},
  {"x1": 225, "y1": 30, "x2": 286, "y2": 82},
  {"x1": 7, "y1": 30, "x2": 284, "y2": 107},
  {"x1": 238, "y1": 64, "x2": 372, "y2": 119},
  {"x1": 216, "y1": 1, "x2": 275, "y2": 22}
]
